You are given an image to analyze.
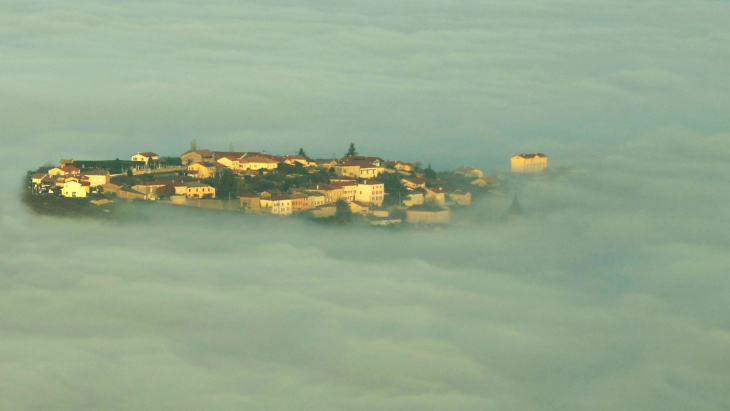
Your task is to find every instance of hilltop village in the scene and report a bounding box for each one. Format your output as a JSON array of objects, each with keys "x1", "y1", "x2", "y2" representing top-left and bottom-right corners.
[{"x1": 26, "y1": 144, "x2": 549, "y2": 225}]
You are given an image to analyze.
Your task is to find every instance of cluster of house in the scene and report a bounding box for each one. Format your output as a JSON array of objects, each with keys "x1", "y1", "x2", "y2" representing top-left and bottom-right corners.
[
  {"x1": 30, "y1": 148, "x2": 545, "y2": 225},
  {"x1": 30, "y1": 165, "x2": 110, "y2": 198}
]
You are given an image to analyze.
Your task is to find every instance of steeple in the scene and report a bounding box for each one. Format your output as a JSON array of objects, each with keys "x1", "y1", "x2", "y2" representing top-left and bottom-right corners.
[{"x1": 508, "y1": 194, "x2": 523, "y2": 221}]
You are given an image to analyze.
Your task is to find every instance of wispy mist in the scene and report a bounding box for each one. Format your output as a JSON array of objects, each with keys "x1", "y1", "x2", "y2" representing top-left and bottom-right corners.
[
  {"x1": 2, "y1": 0, "x2": 730, "y2": 408},
  {"x1": 2, "y1": 130, "x2": 729, "y2": 410}
]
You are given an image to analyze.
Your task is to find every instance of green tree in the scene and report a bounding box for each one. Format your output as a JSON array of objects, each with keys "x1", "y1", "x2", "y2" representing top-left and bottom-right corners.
[
  {"x1": 155, "y1": 184, "x2": 175, "y2": 199},
  {"x1": 298, "y1": 148, "x2": 309, "y2": 160},
  {"x1": 424, "y1": 164, "x2": 437, "y2": 180},
  {"x1": 126, "y1": 168, "x2": 133, "y2": 177},
  {"x1": 334, "y1": 199, "x2": 352, "y2": 224},
  {"x1": 376, "y1": 173, "x2": 408, "y2": 206},
  {"x1": 345, "y1": 143, "x2": 357, "y2": 157},
  {"x1": 216, "y1": 169, "x2": 237, "y2": 199}
]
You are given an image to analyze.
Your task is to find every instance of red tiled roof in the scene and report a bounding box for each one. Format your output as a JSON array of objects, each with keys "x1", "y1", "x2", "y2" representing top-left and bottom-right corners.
[
  {"x1": 137, "y1": 152, "x2": 158, "y2": 157},
  {"x1": 59, "y1": 166, "x2": 80, "y2": 172},
  {"x1": 403, "y1": 177, "x2": 426, "y2": 184}
]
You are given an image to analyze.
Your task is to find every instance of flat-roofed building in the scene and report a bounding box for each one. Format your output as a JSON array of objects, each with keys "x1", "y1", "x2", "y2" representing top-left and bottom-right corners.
[
  {"x1": 260, "y1": 195, "x2": 292, "y2": 215},
  {"x1": 511, "y1": 153, "x2": 547, "y2": 173},
  {"x1": 406, "y1": 204, "x2": 450, "y2": 224},
  {"x1": 355, "y1": 180, "x2": 385, "y2": 206}
]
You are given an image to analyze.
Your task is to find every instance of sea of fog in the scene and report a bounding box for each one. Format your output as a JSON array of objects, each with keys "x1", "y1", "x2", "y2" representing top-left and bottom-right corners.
[{"x1": 1, "y1": 132, "x2": 729, "y2": 410}]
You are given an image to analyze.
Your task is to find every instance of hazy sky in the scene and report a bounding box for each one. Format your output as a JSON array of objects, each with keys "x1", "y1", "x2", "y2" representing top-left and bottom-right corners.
[
  {"x1": 1, "y1": 0, "x2": 729, "y2": 172},
  {"x1": 1, "y1": 1, "x2": 730, "y2": 410}
]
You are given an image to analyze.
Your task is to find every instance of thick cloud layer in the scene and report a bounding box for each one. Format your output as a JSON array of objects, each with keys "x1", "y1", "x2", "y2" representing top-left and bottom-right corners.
[
  {"x1": 2, "y1": 130, "x2": 729, "y2": 410},
  {"x1": 2, "y1": 1, "x2": 730, "y2": 409}
]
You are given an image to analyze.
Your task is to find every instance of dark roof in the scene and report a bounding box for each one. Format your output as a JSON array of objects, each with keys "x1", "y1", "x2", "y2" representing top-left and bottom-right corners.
[
  {"x1": 137, "y1": 152, "x2": 158, "y2": 157},
  {"x1": 343, "y1": 155, "x2": 382, "y2": 162},
  {"x1": 182, "y1": 149, "x2": 213, "y2": 157},
  {"x1": 516, "y1": 153, "x2": 547, "y2": 159},
  {"x1": 212, "y1": 151, "x2": 248, "y2": 159},
  {"x1": 267, "y1": 195, "x2": 291, "y2": 201}
]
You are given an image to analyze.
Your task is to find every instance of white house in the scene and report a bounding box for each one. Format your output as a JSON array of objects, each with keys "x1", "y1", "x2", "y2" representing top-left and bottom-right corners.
[
  {"x1": 131, "y1": 152, "x2": 159, "y2": 163},
  {"x1": 355, "y1": 181, "x2": 385, "y2": 206},
  {"x1": 61, "y1": 180, "x2": 88, "y2": 198},
  {"x1": 260, "y1": 195, "x2": 293, "y2": 215}
]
